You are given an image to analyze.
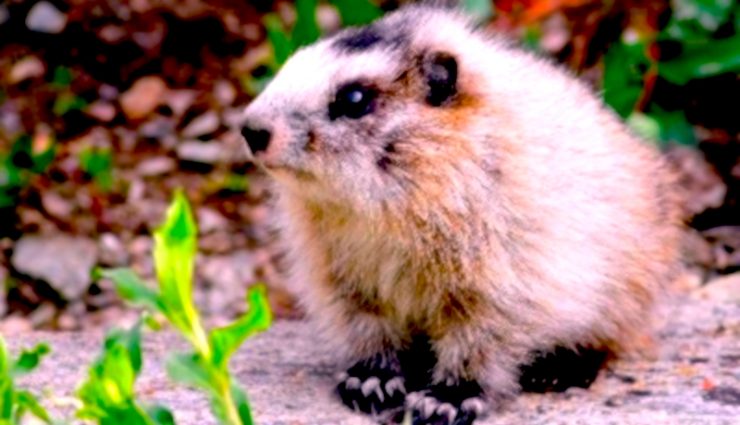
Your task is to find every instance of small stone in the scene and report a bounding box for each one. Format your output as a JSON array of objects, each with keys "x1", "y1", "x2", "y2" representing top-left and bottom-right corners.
[
  {"x1": 98, "y1": 233, "x2": 129, "y2": 267},
  {"x1": 29, "y1": 303, "x2": 56, "y2": 328},
  {"x1": 197, "y1": 207, "x2": 229, "y2": 234},
  {"x1": 166, "y1": 90, "x2": 197, "y2": 116},
  {"x1": 8, "y1": 56, "x2": 45, "y2": 84},
  {"x1": 0, "y1": 315, "x2": 32, "y2": 335},
  {"x1": 98, "y1": 24, "x2": 127, "y2": 43},
  {"x1": 140, "y1": 117, "x2": 175, "y2": 139},
  {"x1": 136, "y1": 156, "x2": 175, "y2": 177},
  {"x1": 177, "y1": 140, "x2": 223, "y2": 164},
  {"x1": 182, "y1": 111, "x2": 220, "y2": 138},
  {"x1": 86, "y1": 101, "x2": 117, "y2": 122},
  {"x1": 99, "y1": 84, "x2": 119, "y2": 100},
  {"x1": 41, "y1": 192, "x2": 73, "y2": 219},
  {"x1": 26, "y1": 2, "x2": 67, "y2": 34},
  {"x1": 120, "y1": 76, "x2": 167, "y2": 120},
  {"x1": 11, "y1": 235, "x2": 97, "y2": 300},
  {"x1": 214, "y1": 80, "x2": 237, "y2": 106}
]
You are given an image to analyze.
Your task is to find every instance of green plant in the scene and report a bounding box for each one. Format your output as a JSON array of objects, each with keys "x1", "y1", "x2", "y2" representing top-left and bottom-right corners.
[
  {"x1": 251, "y1": 0, "x2": 384, "y2": 93},
  {"x1": 102, "y1": 190, "x2": 272, "y2": 425},
  {"x1": 77, "y1": 322, "x2": 175, "y2": 425},
  {"x1": 50, "y1": 66, "x2": 87, "y2": 116},
  {"x1": 0, "y1": 134, "x2": 56, "y2": 208},
  {"x1": 78, "y1": 147, "x2": 113, "y2": 191},
  {"x1": 603, "y1": 0, "x2": 740, "y2": 146},
  {"x1": 0, "y1": 338, "x2": 54, "y2": 424}
]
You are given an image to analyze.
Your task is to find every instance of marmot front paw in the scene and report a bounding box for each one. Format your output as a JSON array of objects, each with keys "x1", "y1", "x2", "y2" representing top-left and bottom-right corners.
[{"x1": 336, "y1": 352, "x2": 407, "y2": 415}]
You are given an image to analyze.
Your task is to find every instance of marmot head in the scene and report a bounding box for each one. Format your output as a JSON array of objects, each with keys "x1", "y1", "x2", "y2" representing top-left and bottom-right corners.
[{"x1": 241, "y1": 6, "x2": 495, "y2": 214}]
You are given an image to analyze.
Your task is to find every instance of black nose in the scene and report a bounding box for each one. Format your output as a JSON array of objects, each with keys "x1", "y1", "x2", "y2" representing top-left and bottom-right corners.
[{"x1": 241, "y1": 123, "x2": 272, "y2": 154}]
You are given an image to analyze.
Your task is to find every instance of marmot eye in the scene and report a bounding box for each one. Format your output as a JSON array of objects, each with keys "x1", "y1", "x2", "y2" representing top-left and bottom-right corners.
[{"x1": 329, "y1": 82, "x2": 377, "y2": 120}]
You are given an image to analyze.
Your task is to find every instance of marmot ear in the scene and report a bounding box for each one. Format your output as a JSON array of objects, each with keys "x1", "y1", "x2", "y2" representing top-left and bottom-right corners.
[{"x1": 421, "y1": 51, "x2": 458, "y2": 106}]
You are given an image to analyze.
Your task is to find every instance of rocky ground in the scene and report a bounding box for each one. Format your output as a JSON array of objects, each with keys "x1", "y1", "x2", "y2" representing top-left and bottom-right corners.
[{"x1": 7, "y1": 278, "x2": 740, "y2": 425}]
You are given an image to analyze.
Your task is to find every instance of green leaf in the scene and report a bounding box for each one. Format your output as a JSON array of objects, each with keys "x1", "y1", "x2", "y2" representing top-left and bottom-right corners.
[
  {"x1": 330, "y1": 0, "x2": 383, "y2": 26},
  {"x1": 659, "y1": 35, "x2": 740, "y2": 84},
  {"x1": 79, "y1": 147, "x2": 113, "y2": 191},
  {"x1": 165, "y1": 352, "x2": 214, "y2": 392},
  {"x1": 668, "y1": 0, "x2": 734, "y2": 34},
  {"x1": 231, "y1": 384, "x2": 254, "y2": 425},
  {"x1": 0, "y1": 337, "x2": 8, "y2": 377},
  {"x1": 209, "y1": 285, "x2": 273, "y2": 370},
  {"x1": 462, "y1": 0, "x2": 493, "y2": 23},
  {"x1": 263, "y1": 15, "x2": 293, "y2": 66},
  {"x1": 144, "y1": 405, "x2": 176, "y2": 425},
  {"x1": 52, "y1": 93, "x2": 88, "y2": 116},
  {"x1": 152, "y1": 190, "x2": 206, "y2": 351},
  {"x1": 11, "y1": 343, "x2": 50, "y2": 377},
  {"x1": 14, "y1": 390, "x2": 52, "y2": 424},
  {"x1": 51, "y1": 66, "x2": 73, "y2": 88},
  {"x1": 626, "y1": 112, "x2": 661, "y2": 143},
  {"x1": 603, "y1": 40, "x2": 650, "y2": 118},
  {"x1": 648, "y1": 107, "x2": 697, "y2": 146},
  {"x1": 291, "y1": 0, "x2": 321, "y2": 50},
  {"x1": 104, "y1": 268, "x2": 163, "y2": 314}
]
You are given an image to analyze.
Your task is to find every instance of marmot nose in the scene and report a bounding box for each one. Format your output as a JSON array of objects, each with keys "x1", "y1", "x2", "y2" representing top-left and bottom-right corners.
[{"x1": 240, "y1": 122, "x2": 272, "y2": 155}]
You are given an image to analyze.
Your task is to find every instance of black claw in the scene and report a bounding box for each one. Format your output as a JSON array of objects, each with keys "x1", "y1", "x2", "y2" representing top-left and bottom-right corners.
[
  {"x1": 336, "y1": 352, "x2": 406, "y2": 415},
  {"x1": 407, "y1": 380, "x2": 485, "y2": 425},
  {"x1": 518, "y1": 346, "x2": 608, "y2": 393}
]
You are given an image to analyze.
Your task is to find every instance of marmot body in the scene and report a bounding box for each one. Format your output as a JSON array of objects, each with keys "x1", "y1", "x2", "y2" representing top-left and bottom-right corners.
[{"x1": 241, "y1": 4, "x2": 683, "y2": 424}]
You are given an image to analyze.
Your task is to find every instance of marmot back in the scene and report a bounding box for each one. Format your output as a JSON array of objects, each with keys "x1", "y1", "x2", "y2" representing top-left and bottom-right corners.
[{"x1": 240, "y1": 4, "x2": 683, "y2": 424}]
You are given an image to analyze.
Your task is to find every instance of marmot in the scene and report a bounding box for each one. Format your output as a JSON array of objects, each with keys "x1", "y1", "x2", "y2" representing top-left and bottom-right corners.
[{"x1": 240, "y1": 4, "x2": 683, "y2": 424}]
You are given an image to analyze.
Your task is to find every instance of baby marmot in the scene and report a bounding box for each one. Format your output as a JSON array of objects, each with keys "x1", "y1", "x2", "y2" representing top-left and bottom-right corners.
[{"x1": 240, "y1": 4, "x2": 683, "y2": 424}]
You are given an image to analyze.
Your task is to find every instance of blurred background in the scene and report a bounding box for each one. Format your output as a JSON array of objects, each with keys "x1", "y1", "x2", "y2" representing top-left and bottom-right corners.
[{"x1": 0, "y1": 0, "x2": 738, "y2": 332}]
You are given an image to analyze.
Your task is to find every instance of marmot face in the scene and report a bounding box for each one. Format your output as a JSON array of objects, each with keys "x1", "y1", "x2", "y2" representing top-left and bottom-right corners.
[{"x1": 242, "y1": 9, "x2": 484, "y2": 213}]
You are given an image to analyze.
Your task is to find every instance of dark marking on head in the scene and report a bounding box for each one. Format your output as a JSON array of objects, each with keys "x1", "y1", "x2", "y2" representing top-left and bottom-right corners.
[
  {"x1": 421, "y1": 52, "x2": 458, "y2": 106},
  {"x1": 334, "y1": 26, "x2": 384, "y2": 52},
  {"x1": 377, "y1": 142, "x2": 396, "y2": 171},
  {"x1": 304, "y1": 129, "x2": 318, "y2": 152}
]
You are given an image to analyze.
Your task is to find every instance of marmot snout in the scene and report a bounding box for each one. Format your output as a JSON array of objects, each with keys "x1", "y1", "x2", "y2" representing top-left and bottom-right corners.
[{"x1": 241, "y1": 4, "x2": 683, "y2": 424}]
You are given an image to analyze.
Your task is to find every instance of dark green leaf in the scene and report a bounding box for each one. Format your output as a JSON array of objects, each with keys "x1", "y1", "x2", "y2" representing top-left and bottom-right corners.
[
  {"x1": 14, "y1": 390, "x2": 52, "y2": 424},
  {"x1": 52, "y1": 93, "x2": 88, "y2": 116},
  {"x1": 11, "y1": 343, "x2": 50, "y2": 377},
  {"x1": 659, "y1": 35, "x2": 740, "y2": 84},
  {"x1": 649, "y1": 108, "x2": 697, "y2": 146},
  {"x1": 330, "y1": 0, "x2": 383, "y2": 26},
  {"x1": 291, "y1": 0, "x2": 321, "y2": 49},
  {"x1": 51, "y1": 66, "x2": 73, "y2": 88},
  {"x1": 263, "y1": 15, "x2": 293, "y2": 66},
  {"x1": 145, "y1": 405, "x2": 177, "y2": 425},
  {"x1": 603, "y1": 41, "x2": 650, "y2": 118},
  {"x1": 231, "y1": 384, "x2": 254, "y2": 425}
]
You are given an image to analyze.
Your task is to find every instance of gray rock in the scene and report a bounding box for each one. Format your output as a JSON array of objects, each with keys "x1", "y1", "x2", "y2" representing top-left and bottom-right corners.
[
  {"x1": 98, "y1": 233, "x2": 130, "y2": 267},
  {"x1": 0, "y1": 4, "x2": 9, "y2": 26},
  {"x1": 25, "y1": 2, "x2": 67, "y2": 34},
  {"x1": 136, "y1": 156, "x2": 176, "y2": 177},
  {"x1": 7, "y1": 296, "x2": 740, "y2": 424},
  {"x1": 11, "y1": 235, "x2": 97, "y2": 300},
  {"x1": 182, "y1": 111, "x2": 220, "y2": 138},
  {"x1": 177, "y1": 140, "x2": 223, "y2": 164}
]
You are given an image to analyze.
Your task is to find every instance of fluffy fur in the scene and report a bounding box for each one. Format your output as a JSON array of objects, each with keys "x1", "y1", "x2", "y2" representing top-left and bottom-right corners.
[{"x1": 241, "y1": 4, "x2": 683, "y2": 423}]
